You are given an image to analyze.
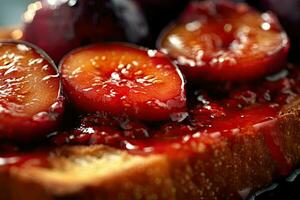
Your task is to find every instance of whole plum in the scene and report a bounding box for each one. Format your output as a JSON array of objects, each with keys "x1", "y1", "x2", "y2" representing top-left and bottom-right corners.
[
  {"x1": 22, "y1": 0, "x2": 149, "y2": 62},
  {"x1": 134, "y1": 0, "x2": 191, "y2": 44}
]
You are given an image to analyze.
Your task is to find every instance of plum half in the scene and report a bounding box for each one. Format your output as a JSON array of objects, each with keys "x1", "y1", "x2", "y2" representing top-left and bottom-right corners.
[
  {"x1": 0, "y1": 40, "x2": 64, "y2": 142},
  {"x1": 246, "y1": 0, "x2": 300, "y2": 62},
  {"x1": 60, "y1": 43, "x2": 186, "y2": 121},
  {"x1": 158, "y1": 0, "x2": 290, "y2": 83}
]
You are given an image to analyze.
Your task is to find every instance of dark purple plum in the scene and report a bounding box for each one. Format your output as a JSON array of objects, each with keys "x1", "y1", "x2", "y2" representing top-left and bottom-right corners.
[
  {"x1": 134, "y1": 0, "x2": 191, "y2": 44},
  {"x1": 22, "y1": 0, "x2": 149, "y2": 63}
]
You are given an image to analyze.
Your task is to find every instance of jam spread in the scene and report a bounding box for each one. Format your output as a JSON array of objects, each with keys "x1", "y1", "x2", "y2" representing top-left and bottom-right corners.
[
  {"x1": 46, "y1": 64, "x2": 300, "y2": 171},
  {"x1": 2, "y1": 64, "x2": 295, "y2": 175},
  {"x1": 0, "y1": 146, "x2": 50, "y2": 170},
  {"x1": 2, "y1": 63, "x2": 297, "y2": 172}
]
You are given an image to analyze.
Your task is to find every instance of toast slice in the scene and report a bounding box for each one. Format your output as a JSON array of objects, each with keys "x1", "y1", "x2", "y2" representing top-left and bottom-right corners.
[
  {"x1": 0, "y1": 145, "x2": 174, "y2": 200},
  {"x1": 1, "y1": 97, "x2": 300, "y2": 200}
]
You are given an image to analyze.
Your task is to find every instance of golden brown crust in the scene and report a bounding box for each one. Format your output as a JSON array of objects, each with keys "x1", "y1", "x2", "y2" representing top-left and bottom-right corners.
[
  {"x1": 4, "y1": 146, "x2": 174, "y2": 200},
  {"x1": 2, "y1": 99, "x2": 300, "y2": 200},
  {"x1": 166, "y1": 102, "x2": 300, "y2": 199},
  {"x1": 169, "y1": 132, "x2": 275, "y2": 200}
]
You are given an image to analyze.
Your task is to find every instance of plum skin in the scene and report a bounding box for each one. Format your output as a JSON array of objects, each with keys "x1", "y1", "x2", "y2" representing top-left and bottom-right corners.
[{"x1": 22, "y1": 0, "x2": 150, "y2": 63}]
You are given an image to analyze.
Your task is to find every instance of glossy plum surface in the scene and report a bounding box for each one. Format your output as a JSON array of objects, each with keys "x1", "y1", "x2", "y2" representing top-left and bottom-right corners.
[
  {"x1": 0, "y1": 41, "x2": 64, "y2": 142},
  {"x1": 158, "y1": 0, "x2": 290, "y2": 83},
  {"x1": 60, "y1": 43, "x2": 186, "y2": 121},
  {"x1": 246, "y1": 0, "x2": 300, "y2": 61}
]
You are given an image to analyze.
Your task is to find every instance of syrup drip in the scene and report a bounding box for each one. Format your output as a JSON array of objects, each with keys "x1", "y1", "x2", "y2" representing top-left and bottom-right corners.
[{"x1": 260, "y1": 120, "x2": 292, "y2": 176}]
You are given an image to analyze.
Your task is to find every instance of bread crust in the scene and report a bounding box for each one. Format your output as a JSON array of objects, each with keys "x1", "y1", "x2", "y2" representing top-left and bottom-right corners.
[
  {"x1": 1, "y1": 99, "x2": 300, "y2": 200},
  {"x1": 2, "y1": 146, "x2": 174, "y2": 200}
]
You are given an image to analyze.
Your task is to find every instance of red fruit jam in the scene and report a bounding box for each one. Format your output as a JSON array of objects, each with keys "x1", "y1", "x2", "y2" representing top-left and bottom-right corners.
[
  {"x1": 1, "y1": 64, "x2": 300, "y2": 178},
  {"x1": 0, "y1": 147, "x2": 50, "y2": 170},
  {"x1": 49, "y1": 64, "x2": 300, "y2": 173}
]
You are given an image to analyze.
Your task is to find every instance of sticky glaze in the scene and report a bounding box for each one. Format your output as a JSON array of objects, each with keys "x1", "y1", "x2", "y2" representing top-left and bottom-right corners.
[
  {"x1": 60, "y1": 43, "x2": 186, "y2": 121},
  {"x1": 158, "y1": 0, "x2": 289, "y2": 82},
  {"x1": 50, "y1": 65, "x2": 300, "y2": 176},
  {"x1": 0, "y1": 41, "x2": 64, "y2": 142}
]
